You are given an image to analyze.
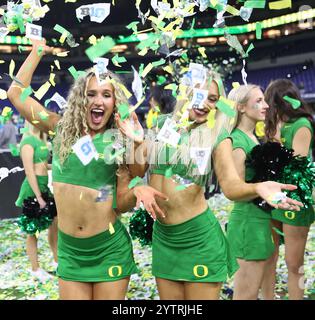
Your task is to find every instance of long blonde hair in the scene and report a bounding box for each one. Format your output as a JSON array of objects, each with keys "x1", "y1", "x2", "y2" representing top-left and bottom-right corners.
[
  {"x1": 228, "y1": 84, "x2": 260, "y2": 129},
  {"x1": 53, "y1": 69, "x2": 129, "y2": 164},
  {"x1": 149, "y1": 69, "x2": 234, "y2": 186}
]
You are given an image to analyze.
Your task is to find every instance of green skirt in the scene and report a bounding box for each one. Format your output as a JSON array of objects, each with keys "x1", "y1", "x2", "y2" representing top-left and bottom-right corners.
[
  {"x1": 227, "y1": 213, "x2": 275, "y2": 261},
  {"x1": 271, "y1": 206, "x2": 314, "y2": 227},
  {"x1": 15, "y1": 175, "x2": 50, "y2": 207},
  {"x1": 152, "y1": 207, "x2": 239, "y2": 282},
  {"x1": 57, "y1": 219, "x2": 139, "y2": 282}
]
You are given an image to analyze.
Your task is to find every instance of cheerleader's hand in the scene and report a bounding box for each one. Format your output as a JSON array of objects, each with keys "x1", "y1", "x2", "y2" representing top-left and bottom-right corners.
[
  {"x1": 115, "y1": 112, "x2": 144, "y2": 144},
  {"x1": 133, "y1": 186, "x2": 168, "y2": 220},
  {"x1": 31, "y1": 39, "x2": 55, "y2": 56},
  {"x1": 37, "y1": 196, "x2": 47, "y2": 209},
  {"x1": 255, "y1": 181, "x2": 303, "y2": 211}
]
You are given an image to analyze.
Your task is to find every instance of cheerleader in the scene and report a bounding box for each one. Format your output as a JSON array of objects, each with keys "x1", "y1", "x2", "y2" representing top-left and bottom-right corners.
[
  {"x1": 15, "y1": 121, "x2": 57, "y2": 282},
  {"x1": 261, "y1": 79, "x2": 315, "y2": 300},
  {"x1": 8, "y1": 39, "x2": 166, "y2": 300},
  {"x1": 226, "y1": 85, "x2": 275, "y2": 299}
]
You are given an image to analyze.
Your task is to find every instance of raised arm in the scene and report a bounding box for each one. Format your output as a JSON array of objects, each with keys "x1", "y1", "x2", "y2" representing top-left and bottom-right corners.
[
  {"x1": 7, "y1": 39, "x2": 60, "y2": 134},
  {"x1": 20, "y1": 144, "x2": 46, "y2": 209},
  {"x1": 213, "y1": 139, "x2": 302, "y2": 210}
]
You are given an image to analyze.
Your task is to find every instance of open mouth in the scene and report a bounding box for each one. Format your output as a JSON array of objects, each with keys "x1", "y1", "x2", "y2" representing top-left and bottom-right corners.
[
  {"x1": 193, "y1": 108, "x2": 209, "y2": 117},
  {"x1": 90, "y1": 108, "x2": 105, "y2": 125}
]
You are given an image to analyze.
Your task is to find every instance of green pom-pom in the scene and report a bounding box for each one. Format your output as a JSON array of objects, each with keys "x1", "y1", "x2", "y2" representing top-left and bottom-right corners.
[
  {"x1": 17, "y1": 214, "x2": 53, "y2": 235},
  {"x1": 129, "y1": 208, "x2": 154, "y2": 247},
  {"x1": 281, "y1": 156, "x2": 315, "y2": 209}
]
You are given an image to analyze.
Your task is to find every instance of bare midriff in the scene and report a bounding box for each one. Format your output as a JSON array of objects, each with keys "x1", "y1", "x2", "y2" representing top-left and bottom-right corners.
[
  {"x1": 53, "y1": 182, "x2": 117, "y2": 238},
  {"x1": 34, "y1": 162, "x2": 48, "y2": 176},
  {"x1": 149, "y1": 174, "x2": 208, "y2": 225}
]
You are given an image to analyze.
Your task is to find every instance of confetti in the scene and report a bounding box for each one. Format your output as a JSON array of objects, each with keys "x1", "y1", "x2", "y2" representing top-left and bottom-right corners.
[
  {"x1": 269, "y1": 0, "x2": 292, "y2": 10},
  {"x1": 85, "y1": 36, "x2": 116, "y2": 62}
]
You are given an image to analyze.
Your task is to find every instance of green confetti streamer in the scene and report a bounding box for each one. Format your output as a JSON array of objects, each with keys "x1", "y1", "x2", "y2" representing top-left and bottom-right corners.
[
  {"x1": 165, "y1": 167, "x2": 173, "y2": 178},
  {"x1": 152, "y1": 59, "x2": 166, "y2": 67},
  {"x1": 245, "y1": 43, "x2": 255, "y2": 57},
  {"x1": 126, "y1": 21, "x2": 139, "y2": 32},
  {"x1": 20, "y1": 86, "x2": 33, "y2": 103},
  {"x1": 20, "y1": 127, "x2": 29, "y2": 134},
  {"x1": 175, "y1": 185, "x2": 187, "y2": 191},
  {"x1": 283, "y1": 95, "x2": 301, "y2": 109},
  {"x1": 272, "y1": 227, "x2": 285, "y2": 237},
  {"x1": 244, "y1": 0, "x2": 266, "y2": 9},
  {"x1": 128, "y1": 176, "x2": 143, "y2": 189},
  {"x1": 9, "y1": 144, "x2": 20, "y2": 156},
  {"x1": 117, "y1": 103, "x2": 130, "y2": 121},
  {"x1": 85, "y1": 36, "x2": 116, "y2": 62},
  {"x1": 256, "y1": 22, "x2": 262, "y2": 39},
  {"x1": 216, "y1": 99, "x2": 236, "y2": 118}
]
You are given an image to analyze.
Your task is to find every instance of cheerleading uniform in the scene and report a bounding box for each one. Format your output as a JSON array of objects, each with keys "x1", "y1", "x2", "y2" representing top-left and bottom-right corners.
[
  {"x1": 226, "y1": 128, "x2": 275, "y2": 261},
  {"x1": 150, "y1": 127, "x2": 239, "y2": 282},
  {"x1": 52, "y1": 132, "x2": 138, "y2": 282},
  {"x1": 272, "y1": 117, "x2": 314, "y2": 227},
  {"x1": 16, "y1": 135, "x2": 56, "y2": 234}
]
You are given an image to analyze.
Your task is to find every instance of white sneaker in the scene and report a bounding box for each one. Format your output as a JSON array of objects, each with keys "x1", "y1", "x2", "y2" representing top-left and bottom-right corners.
[{"x1": 30, "y1": 268, "x2": 52, "y2": 283}]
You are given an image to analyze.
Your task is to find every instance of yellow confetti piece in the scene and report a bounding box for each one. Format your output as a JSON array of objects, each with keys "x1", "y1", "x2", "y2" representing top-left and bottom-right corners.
[
  {"x1": 138, "y1": 48, "x2": 148, "y2": 56},
  {"x1": 225, "y1": 5, "x2": 240, "y2": 16},
  {"x1": 54, "y1": 60, "x2": 61, "y2": 70},
  {"x1": 141, "y1": 63, "x2": 153, "y2": 78},
  {"x1": 48, "y1": 130, "x2": 56, "y2": 136},
  {"x1": 255, "y1": 121, "x2": 265, "y2": 137},
  {"x1": 207, "y1": 109, "x2": 216, "y2": 129},
  {"x1": 0, "y1": 60, "x2": 5, "y2": 64},
  {"x1": 198, "y1": 47, "x2": 207, "y2": 58},
  {"x1": 32, "y1": 120, "x2": 40, "y2": 124},
  {"x1": 49, "y1": 73, "x2": 56, "y2": 86},
  {"x1": 34, "y1": 82, "x2": 51, "y2": 100},
  {"x1": 88, "y1": 35, "x2": 97, "y2": 46},
  {"x1": 59, "y1": 32, "x2": 68, "y2": 44},
  {"x1": 1, "y1": 107, "x2": 12, "y2": 117},
  {"x1": 9, "y1": 60, "x2": 15, "y2": 78},
  {"x1": 65, "y1": 0, "x2": 77, "y2": 3},
  {"x1": 113, "y1": 81, "x2": 132, "y2": 99},
  {"x1": 0, "y1": 88, "x2": 7, "y2": 100},
  {"x1": 79, "y1": 192, "x2": 83, "y2": 200},
  {"x1": 163, "y1": 65, "x2": 173, "y2": 74},
  {"x1": 232, "y1": 82, "x2": 240, "y2": 89},
  {"x1": 108, "y1": 222, "x2": 115, "y2": 234},
  {"x1": 56, "y1": 51, "x2": 70, "y2": 57},
  {"x1": 269, "y1": 0, "x2": 292, "y2": 10},
  {"x1": 35, "y1": 231, "x2": 39, "y2": 239},
  {"x1": 130, "y1": 97, "x2": 145, "y2": 113}
]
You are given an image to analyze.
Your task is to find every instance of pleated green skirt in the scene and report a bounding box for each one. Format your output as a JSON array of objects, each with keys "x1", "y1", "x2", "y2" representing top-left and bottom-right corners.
[
  {"x1": 152, "y1": 207, "x2": 239, "y2": 282},
  {"x1": 57, "y1": 219, "x2": 139, "y2": 282}
]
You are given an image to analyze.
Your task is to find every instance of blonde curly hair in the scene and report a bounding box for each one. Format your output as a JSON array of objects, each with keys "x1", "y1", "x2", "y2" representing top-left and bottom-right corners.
[{"x1": 53, "y1": 69, "x2": 129, "y2": 164}]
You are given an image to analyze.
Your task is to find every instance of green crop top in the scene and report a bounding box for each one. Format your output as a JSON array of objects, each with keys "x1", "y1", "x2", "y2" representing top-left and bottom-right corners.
[
  {"x1": 281, "y1": 117, "x2": 314, "y2": 158},
  {"x1": 150, "y1": 117, "x2": 232, "y2": 187},
  {"x1": 19, "y1": 135, "x2": 49, "y2": 164},
  {"x1": 52, "y1": 132, "x2": 118, "y2": 204},
  {"x1": 230, "y1": 128, "x2": 257, "y2": 181}
]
